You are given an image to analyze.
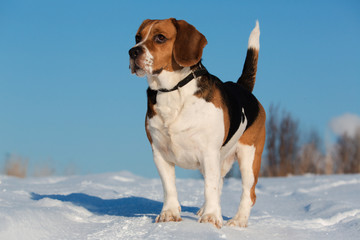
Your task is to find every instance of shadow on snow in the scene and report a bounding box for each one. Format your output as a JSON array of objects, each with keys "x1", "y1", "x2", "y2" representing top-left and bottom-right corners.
[{"x1": 31, "y1": 192, "x2": 199, "y2": 220}]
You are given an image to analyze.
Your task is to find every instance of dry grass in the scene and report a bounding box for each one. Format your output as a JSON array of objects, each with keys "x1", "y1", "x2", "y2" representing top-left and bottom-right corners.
[
  {"x1": 33, "y1": 164, "x2": 55, "y2": 177},
  {"x1": 4, "y1": 155, "x2": 28, "y2": 178}
]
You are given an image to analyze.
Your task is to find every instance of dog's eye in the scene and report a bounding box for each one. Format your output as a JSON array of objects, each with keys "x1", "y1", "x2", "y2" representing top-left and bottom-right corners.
[
  {"x1": 154, "y1": 34, "x2": 167, "y2": 44},
  {"x1": 135, "y1": 35, "x2": 142, "y2": 44}
]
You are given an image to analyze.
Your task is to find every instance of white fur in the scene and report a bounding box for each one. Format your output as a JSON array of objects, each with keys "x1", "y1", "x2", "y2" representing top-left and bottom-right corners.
[
  {"x1": 248, "y1": 20, "x2": 260, "y2": 50},
  {"x1": 147, "y1": 71, "x2": 227, "y2": 226},
  {"x1": 147, "y1": 68, "x2": 191, "y2": 91},
  {"x1": 227, "y1": 143, "x2": 256, "y2": 227},
  {"x1": 196, "y1": 113, "x2": 248, "y2": 221},
  {"x1": 148, "y1": 76, "x2": 225, "y2": 169},
  {"x1": 220, "y1": 108, "x2": 247, "y2": 160},
  {"x1": 142, "y1": 47, "x2": 154, "y2": 75},
  {"x1": 133, "y1": 23, "x2": 155, "y2": 77}
]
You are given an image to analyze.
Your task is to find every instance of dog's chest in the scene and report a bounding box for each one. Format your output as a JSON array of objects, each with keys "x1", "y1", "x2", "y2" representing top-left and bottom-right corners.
[{"x1": 147, "y1": 89, "x2": 224, "y2": 169}]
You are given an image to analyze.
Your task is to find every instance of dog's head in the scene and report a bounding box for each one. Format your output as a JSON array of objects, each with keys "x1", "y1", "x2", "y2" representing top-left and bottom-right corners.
[{"x1": 129, "y1": 18, "x2": 207, "y2": 77}]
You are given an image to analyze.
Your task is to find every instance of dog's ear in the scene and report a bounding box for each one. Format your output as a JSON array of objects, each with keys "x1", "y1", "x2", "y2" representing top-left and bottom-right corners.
[{"x1": 172, "y1": 19, "x2": 207, "y2": 67}]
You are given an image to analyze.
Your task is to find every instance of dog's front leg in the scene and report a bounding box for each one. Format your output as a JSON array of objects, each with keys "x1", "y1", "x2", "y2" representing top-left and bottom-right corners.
[
  {"x1": 153, "y1": 148, "x2": 182, "y2": 223},
  {"x1": 199, "y1": 151, "x2": 223, "y2": 228}
]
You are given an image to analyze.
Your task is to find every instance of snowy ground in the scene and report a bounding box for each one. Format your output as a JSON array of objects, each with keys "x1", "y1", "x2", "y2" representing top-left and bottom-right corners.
[{"x1": 0, "y1": 172, "x2": 359, "y2": 240}]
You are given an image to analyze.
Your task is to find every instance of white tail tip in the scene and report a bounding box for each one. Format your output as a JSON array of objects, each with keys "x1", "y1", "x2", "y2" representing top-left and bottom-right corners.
[{"x1": 248, "y1": 20, "x2": 260, "y2": 50}]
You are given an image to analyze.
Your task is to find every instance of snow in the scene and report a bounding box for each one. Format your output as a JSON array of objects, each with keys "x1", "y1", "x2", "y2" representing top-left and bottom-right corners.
[{"x1": 0, "y1": 172, "x2": 359, "y2": 240}]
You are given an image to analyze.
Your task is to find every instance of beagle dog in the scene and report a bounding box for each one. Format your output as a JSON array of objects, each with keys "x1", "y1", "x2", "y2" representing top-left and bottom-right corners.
[{"x1": 129, "y1": 18, "x2": 265, "y2": 228}]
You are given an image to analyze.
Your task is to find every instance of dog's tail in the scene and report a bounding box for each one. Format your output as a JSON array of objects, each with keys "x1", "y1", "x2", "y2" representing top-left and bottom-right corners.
[{"x1": 237, "y1": 21, "x2": 260, "y2": 93}]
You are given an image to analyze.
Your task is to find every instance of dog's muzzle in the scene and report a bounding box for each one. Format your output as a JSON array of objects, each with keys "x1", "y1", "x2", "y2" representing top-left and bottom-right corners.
[
  {"x1": 129, "y1": 46, "x2": 143, "y2": 60},
  {"x1": 129, "y1": 46, "x2": 145, "y2": 75}
]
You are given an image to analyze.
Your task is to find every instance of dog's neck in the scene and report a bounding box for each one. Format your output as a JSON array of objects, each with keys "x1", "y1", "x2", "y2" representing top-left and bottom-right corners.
[
  {"x1": 146, "y1": 62, "x2": 206, "y2": 92},
  {"x1": 147, "y1": 63, "x2": 206, "y2": 125},
  {"x1": 146, "y1": 67, "x2": 192, "y2": 91}
]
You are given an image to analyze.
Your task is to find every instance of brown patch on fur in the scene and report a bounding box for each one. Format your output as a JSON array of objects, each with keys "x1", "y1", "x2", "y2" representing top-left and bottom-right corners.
[
  {"x1": 194, "y1": 76, "x2": 230, "y2": 145},
  {"x1": 136, "y1": 19, "x2": 178, "y2": 72},
  {"x1": 135, "y1": 18, "x2": 207, "y2": 73},
  {"x1": 239, "y1": 101, "x2": 266, "y2": 205},
  {"x1": 194, "y1": 75, "x2": 214, "y2": 102},
  {"x1": 137, "y1": 19, "x2": 153, "y2": 37},
  {"x1": 171, "y1": 19, "x2": 207, "y2": 67}
]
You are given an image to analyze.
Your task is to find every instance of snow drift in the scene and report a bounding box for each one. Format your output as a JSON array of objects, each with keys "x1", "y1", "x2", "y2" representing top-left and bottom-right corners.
[{"x1": 0, "y1": 172, "x2": 359, "y2": 239}]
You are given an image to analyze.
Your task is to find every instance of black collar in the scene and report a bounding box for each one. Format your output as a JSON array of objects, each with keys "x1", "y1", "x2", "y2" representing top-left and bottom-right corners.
[{"x1": 156, "y1": 68, "x2": 208, "y2": 93}]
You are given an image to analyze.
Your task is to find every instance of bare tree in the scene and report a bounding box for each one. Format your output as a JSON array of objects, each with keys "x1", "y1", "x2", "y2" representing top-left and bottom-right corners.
[
  {"x1": 263, "y1": 104, "x2": 300, "y2": 177},
  {"x1": 333, "y1": 128, "x2": 360, "y2": 174},
  {"x1": 353, "y1": 130, "x2": 360, "y2": 173},
  {"x1": 336, "y1": 134, "x2": 352, "y2": 173},
  {"x1": 264, "y1": 104, "x2": 279, "y2": 177},
  {"x1": 297, "y1": 130, "x2": 323, "y2": 174},
  {"x1": 278, "y1": 112, "x2": 299, "y2": 176}
]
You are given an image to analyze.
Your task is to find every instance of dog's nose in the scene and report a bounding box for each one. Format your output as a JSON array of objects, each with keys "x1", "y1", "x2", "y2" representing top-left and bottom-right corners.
[{"x1": 129, "y1": 47, "x2": 143, "y2": 59}]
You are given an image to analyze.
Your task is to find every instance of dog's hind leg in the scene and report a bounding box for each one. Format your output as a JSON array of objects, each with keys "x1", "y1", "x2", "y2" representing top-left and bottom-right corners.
[
  {"x1": 227, "y1": 117, "x2": 265, "y2": 227},
  {"x1": 227, "y1": 143, "x2": 256, "y2": 227}
]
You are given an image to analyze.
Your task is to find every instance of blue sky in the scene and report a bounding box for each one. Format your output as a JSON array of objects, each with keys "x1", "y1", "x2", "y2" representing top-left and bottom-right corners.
[{"x1": 1, "y1": 0, "x2": 359, "y2": 178}]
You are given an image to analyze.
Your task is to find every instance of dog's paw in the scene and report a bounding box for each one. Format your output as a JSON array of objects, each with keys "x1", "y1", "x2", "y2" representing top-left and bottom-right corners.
[
  {"x1": 196, "y1": 205, "x2": 204, "y2": 216},
  {"x1": 155, "y1": 208, "x2": 182, "y2": 223},
  {"x1": 226, "y1": 217, "x2": 248, "y2": 228},
  {"x1": 199, "y1": 213, "x2": 223, "y2": 229}
]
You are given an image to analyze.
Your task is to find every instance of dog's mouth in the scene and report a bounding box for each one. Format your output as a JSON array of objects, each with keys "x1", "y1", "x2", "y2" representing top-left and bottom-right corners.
[
  {"x1": 129, "y1": 59, "x2": 140, "y2": 73},
  {"x1": 129, "y1": 59, "x2": 146, "y2": 77}
]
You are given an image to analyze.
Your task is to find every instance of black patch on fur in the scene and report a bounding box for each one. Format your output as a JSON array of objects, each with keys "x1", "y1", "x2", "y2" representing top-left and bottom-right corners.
[
  {"x1": 146, "y1": 88, "x2": 157, "y2": 118},
  {"x1": 209, "y1": 75, "x2": 260, "y2": 146},
  {"x1": 237, "y1": 48, "x2": 258, "y2": 92}
]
